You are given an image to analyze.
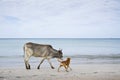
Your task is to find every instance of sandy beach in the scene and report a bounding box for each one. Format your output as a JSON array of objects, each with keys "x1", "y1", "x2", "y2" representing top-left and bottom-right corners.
[{"x1": 0, "y1": 64, "x2": 120, "y2": 80}]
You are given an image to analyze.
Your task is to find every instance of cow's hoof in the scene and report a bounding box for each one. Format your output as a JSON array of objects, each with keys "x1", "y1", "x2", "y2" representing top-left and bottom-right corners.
[
  {"x1": 37, "y1": 67, "x2": 40, "y2": 69},
  {"x1": 26, "y1": 68, "x2": 30, "y2": 70},
  {"x1": 26, "y1": 66, "x2": 31, "y2": 70},
  {"x1": 37, "y1": 68, "x2": 40, "y2": 69},
  {"x1": 51, "y1": 66, "x2": 55, "y2": 69}
]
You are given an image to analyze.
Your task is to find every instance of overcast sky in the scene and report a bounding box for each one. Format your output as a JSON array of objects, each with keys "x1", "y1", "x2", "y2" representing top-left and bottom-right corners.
[{"x1": 0, "y1": 0, "x2": 120, "y2": 38}]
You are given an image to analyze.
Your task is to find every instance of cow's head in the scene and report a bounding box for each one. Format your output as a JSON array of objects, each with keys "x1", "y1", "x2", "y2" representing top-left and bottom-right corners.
[{"x1": 58, "y1": 49, "x2": 63, "y2": 59}]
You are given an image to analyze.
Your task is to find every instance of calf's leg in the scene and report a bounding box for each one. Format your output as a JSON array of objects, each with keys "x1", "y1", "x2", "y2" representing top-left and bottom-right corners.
[
  {"x1": 58, "y1": 65, "x2": 62, "y2": 72},
  {"x1": 63, "y1": 64, "x2": 68, "y2": 72}
]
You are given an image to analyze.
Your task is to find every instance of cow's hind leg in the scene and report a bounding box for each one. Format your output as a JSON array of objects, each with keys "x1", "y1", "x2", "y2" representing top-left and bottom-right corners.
[
  {"x1": 25, "y1": 60, "x2": 30, "y2": 69},
  {"x1": 47, "y1": 59, "x2": 55, "y2": 69},
  {"x1": 24, "y1": 60, "x2": 30, "y2": 69},
  {"x1": 37, "y1": 58, "x2": 45, "y2": 69},
  {"x1": 24, "y1": 55, "x2": 31, "y2": 69}
]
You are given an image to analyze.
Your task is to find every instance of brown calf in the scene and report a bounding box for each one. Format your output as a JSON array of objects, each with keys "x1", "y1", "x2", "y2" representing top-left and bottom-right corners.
[{"x1": 58, "y1": 57, "x2": 72, "y2": 72}]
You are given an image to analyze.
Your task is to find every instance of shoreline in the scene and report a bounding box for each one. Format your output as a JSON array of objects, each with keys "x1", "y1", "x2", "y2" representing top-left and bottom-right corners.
[{"x1": 0, "y1": 64, "x2": 120, "y2": 80}]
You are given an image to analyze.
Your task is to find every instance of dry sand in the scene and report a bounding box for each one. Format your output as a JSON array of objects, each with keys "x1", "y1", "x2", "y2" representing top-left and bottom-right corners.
[{"x1": 0, "y1": 64, "x2": 120, "y2": 80}]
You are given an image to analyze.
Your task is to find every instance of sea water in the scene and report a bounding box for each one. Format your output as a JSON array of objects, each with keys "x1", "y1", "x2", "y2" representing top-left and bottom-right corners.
[{"x1": 0, "y1": 38, "x2": 120, "y2": 67}]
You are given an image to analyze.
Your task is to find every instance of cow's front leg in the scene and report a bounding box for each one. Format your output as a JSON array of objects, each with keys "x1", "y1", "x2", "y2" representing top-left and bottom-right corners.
[
  {"x1": 37, "y1": 58, "x2": 45, "y2": 69},
  {"x1": 47, "y1": 59, "x2": 55, "y2": 69}
]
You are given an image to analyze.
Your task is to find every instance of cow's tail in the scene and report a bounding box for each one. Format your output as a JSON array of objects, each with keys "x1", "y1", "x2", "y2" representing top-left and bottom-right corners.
[
  {"x1": 23, "y1": 44, "x2": 25, "y2": 57},
  {"x1": 23, "y1": 44, "x2": 27, "y2": 58}
]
